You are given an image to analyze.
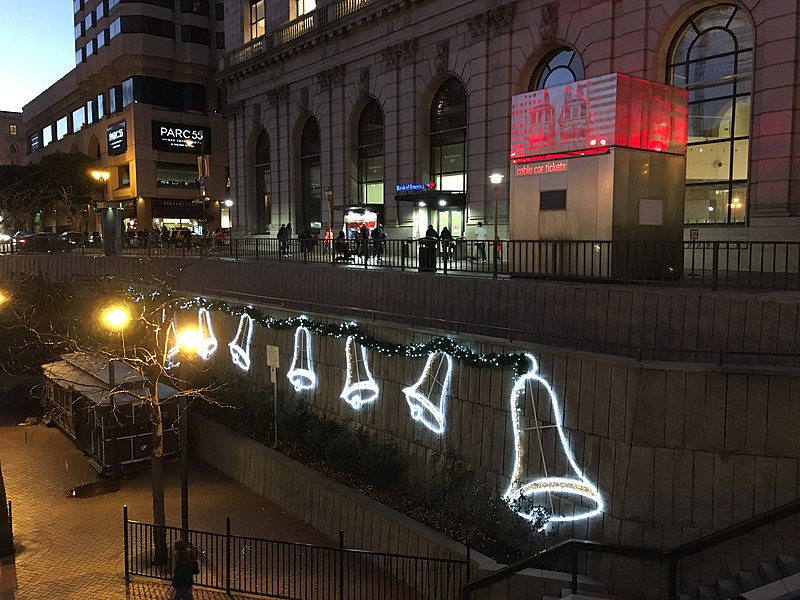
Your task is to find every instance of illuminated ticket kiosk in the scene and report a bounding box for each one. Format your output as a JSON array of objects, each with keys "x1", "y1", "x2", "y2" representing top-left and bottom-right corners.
[{"x1": 509, "y1": 73, "x2": 688, "y2": 279}]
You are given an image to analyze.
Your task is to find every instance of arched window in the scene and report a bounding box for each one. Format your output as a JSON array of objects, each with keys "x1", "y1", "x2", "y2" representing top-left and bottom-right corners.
[
  {"x1": 9, "y1": 143, "x2": 18, "y2": 156},
  {"x1": 253, "y1": 130, "x2": 270, "y2": 232},
  {"x1": 669, "y1": 5, "x2": 753, "y2": 225},
  {"x1": 529, "y1": 48, "x2": 584, "y2": 91},
  {"x1": 88, "y1": 137, "x2": 101, "y2": 160},
  {"x1": 356, "y1": 99, "x2": 384, "y2": 204},
  {"x1": 430, "y1": 78, "x2": 467, "y2": 192},
  {"x1": 299, "y1": 118, "x2": 321, "y2": 230}
]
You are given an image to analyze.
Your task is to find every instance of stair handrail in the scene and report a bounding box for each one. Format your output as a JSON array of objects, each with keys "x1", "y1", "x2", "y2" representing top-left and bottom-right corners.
[{"x1": 461, "y1": 497, "x2": 800, "y2": 599}]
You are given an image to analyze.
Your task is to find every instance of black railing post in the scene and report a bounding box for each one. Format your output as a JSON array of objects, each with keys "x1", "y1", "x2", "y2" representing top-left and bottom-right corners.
[
  {"x1": 492, "y1": 241, "x2": 498, "y2": 278},
  {"x1": 123, "y1": 505, "x2": 130, "y2": 583},
  {"x1": 401, "y1": 241, "x2": 406, "y2": 271},
  {"x1": 234, "y1": 239, "x2": 239, "y2": 261},
  {"x1": 466, "y1": 544, "x2": 471, "y2": 583},
  {"x1": 712, "y1": 241, "x2": 720, "y2": 291},
  {"x1": 551, "y1": 240, "x2": 558, "y2": 276},
  {"x1": 6, "y1": 499, "x2": 11, "y2": 540},
  {"x1": 225, "y1": 516, "x2": 231, "y2": 593},
  {"x1": 570, "y1": 546, "x2": 578, "y2": 594},
  {"x1": 338, "y1": 530, "x2": 345, "y2": 600},
  {"x1": 668, "y1": 557, "x2": 678, "y2": 600}
]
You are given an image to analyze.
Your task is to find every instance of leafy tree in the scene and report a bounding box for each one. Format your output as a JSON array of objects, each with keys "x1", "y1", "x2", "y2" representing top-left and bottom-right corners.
[{"x1": 0, "y1": 152, "x2": 96, "y2": 232}]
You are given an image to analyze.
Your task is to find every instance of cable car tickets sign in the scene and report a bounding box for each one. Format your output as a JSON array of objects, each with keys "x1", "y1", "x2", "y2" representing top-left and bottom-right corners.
[{"x1": 152, "y1": 121, "x2": 212, "y2": 153}]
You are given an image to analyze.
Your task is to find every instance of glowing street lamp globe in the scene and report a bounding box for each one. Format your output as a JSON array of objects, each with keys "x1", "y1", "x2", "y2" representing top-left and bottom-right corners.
[
  {"x1": 100, "y1": 306, "x2": 131, "y2": 332},
  {"x1": 176, "y1": 327, "x2": 202, "y2": 354}
]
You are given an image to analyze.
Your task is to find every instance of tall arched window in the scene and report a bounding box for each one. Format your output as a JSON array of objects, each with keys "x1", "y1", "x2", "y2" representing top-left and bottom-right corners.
[
  {"x1": 299, "y1": 118, "x2": 321, "y2": 229},
  {"x1": 669, "y1": 5, "x2": 753, "y2": 224},
  {"x1": 430, "y1": 78, "x2": 467, "y2": 192},
  {"x1": 356, "y1": 99, "x2": 384, "y2": 204},
  {"x1": 529, "y1": 48, "x2": 584, "y2": 91},
  {"x1": 253, "y1": 130, "x2": 270, "y2": 232}
]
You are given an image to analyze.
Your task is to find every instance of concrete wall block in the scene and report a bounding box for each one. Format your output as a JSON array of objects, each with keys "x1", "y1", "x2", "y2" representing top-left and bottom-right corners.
[{"x1": 692, "y1": 452, "x2": 715, "y2": 529}]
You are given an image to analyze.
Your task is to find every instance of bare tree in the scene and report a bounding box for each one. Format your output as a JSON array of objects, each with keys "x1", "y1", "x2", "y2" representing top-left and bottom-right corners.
[{"x1": 13, "y1": 274, "x2": 220, "y2": 564}]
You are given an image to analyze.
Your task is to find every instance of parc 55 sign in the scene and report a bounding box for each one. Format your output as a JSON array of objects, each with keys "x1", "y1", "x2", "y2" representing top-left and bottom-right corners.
[
  {"x1": 152, "y1": 121, "x2": 212, "y2": 153},
  {"x1": 107, "y1": 121, "x2": 127, "y2": 156}
]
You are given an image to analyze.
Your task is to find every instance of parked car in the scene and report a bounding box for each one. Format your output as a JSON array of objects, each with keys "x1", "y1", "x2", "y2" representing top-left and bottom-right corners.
[
  {"x1": 16, "y1": 232, "x2": 72, "y2": 253},
  {"x1": 61, "y1": 231, "x2": 87, "y2": 247}
]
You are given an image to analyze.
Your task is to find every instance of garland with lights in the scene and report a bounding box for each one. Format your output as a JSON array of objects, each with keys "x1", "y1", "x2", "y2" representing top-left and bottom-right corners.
[{"x1": 129, "y1": 291, "x2": 534, "y2": 375}]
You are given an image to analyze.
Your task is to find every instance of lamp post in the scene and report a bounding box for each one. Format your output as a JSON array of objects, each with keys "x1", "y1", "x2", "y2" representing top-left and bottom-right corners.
[
  {"x1": 99, "y1": 304, "x2": 131, "y2": 482},
  {"x1": 91, "y1": 170, "x2": 112, "y2": 255},
  {"x1": 99, "y1": 304, "x2": 199, "y2": 531},
  {"x1": 489, "y1": 173, "x2": 504, "y2": 243},
  {"x1": 325, "y1": 187, "x2": 334, "y2": 263}
]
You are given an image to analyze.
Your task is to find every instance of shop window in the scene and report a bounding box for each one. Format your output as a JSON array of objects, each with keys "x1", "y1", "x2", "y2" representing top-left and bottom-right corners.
[
  {"x1": 669, "y1": 4, "x2": 752, "y2": 225},
  {"x1": 156, "y1": 163, "x2": 198, "y2": 187},
  {"x1": 529, "y1": 48, "x2": 584, "y2": 91},
  {"x1": 253, "y1": 130, "x2": 271, "y2": 232},
  {"x1": 249, "y1": 0, "x2": 265, "y2": 40},
  {"x1": 119, "y1": 164, "x2": 130, "y2": 187},
  {"x1": 430, "y1": 78, "x2": 467, "y2": 193},
  {"x1": 356, "y1": 99, "x2": 384, "y2": 205},
  {"x1": 299, "y1": 118, "x2": 321, "y2": 229}
]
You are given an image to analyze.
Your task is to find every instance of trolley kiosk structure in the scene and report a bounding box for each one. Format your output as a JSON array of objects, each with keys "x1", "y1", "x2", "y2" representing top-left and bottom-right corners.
[{"x1": 42, "y1": 353, "x2": 180, "y2": 475}]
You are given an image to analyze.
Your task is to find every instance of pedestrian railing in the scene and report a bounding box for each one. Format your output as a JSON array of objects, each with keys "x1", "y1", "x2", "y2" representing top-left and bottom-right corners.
[
  {"x1": 123, "y1": 506, "x2": 469, "y2": 600},
  {"x1": 4, "y1": 237, "x2": 799, "y2": 291}
]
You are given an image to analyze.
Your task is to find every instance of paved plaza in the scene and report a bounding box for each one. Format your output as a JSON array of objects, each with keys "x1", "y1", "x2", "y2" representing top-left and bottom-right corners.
[{"x1": 0, "y1": 412, "x2": 333, "y2": 600}]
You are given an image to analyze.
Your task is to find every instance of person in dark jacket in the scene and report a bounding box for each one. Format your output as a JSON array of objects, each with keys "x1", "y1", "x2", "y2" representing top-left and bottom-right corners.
[{"x1": 171, "y1": 539, "x2": 198, "y2": 600}]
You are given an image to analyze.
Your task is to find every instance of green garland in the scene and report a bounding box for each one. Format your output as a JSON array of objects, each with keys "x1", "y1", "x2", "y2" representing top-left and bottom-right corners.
[{"x1": 130, "y1": 289, "x2": 532, "y2": 375}]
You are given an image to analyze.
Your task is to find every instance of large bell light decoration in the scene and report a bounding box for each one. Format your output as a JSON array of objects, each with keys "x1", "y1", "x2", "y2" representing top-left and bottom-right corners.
[
  {"x1": 196, "y1": 307, "x2": 218, "y2": 360},
  {"x1": 503, "y1": 353, "x2": 603, "y2": 523},
  {"x1": 340, "y1": 335, "x2": 379, "y2": 409},
  {"x1": 164, "y1": 319, "x2": 182, "y2": 370},
  {"x1": 287, "y1": 325, "x2": 316, "y2": 391},
  {"x1": 402, "y1": 352, "x2": 453, "y2": 434},
  {"x1": 228, "y1": 313, "x2": 254, "y2": 372}
]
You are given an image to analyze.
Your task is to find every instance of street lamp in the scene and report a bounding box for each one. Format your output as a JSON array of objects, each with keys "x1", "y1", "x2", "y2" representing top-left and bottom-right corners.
[
  {"x1": 99, "y1": 303, "x2": 131, "y2": 482},
  {"x1": 489, "y1": 173, "x2": 504, "y2": 243},
  {"x1": 325, "y1": 187, "x2": 334, "y2": 262},
  {"x1": 90, "y1": 170, "x2": 113, "y2": 255}
]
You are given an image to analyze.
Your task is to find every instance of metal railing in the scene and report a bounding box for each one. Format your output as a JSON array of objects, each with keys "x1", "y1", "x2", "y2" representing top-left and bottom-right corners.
[
  {"x1": 124, "y1": 506, "x2": 468, "y2": 599},
  {"x1": 461, "y1": 497, "x2": 800, "y2": 599},
  {"x1": 4, "y1": 237, "x2": 799, "y2": 291}
]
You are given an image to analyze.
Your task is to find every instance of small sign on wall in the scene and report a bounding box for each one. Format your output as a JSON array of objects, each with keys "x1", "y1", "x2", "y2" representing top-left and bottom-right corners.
[{"x1": 638, "y1": 197, "x2": 663, "y2": 226}]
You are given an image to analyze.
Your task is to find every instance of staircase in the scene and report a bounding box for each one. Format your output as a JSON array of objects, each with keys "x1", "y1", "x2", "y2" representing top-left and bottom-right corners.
[{"x1": 679, "y1": 554, "x2": 800, "y2": 600}]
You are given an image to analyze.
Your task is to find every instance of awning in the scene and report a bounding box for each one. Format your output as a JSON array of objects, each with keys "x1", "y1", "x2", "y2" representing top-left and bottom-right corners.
[{"x1": 394, "y1": 191, "x2": 466, "y2": 209}]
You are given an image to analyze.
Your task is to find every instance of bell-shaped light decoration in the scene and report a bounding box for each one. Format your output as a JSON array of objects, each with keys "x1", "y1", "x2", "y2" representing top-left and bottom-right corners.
[
  {"x1": 287, "y1": 325, "x2": 316, "y2": 391},
  {"x1": 402, "y1": 352, "x2": 452, "y2": 434},
  {"x1": 340, "y1": 335, "x2": 379, "y2": 410},
  {"x1": 196, "y1": 307, "x2": 218, "y2": 360},
  {"x1": 228, "y1": 313, "x2": 254, "y2": 372},
  {"x1": 502, "y1": 353, "x2": 603, "y2": 523},
  {"x1": 164, "y1": 320, "x2": 182, "y2": 370}
]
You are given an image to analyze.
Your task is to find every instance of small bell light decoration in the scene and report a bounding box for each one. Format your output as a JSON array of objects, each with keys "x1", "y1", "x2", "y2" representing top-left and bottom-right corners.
[
  {"x1": 402, "y1": 352, "x2": 453, "y2": 434},
  {"x1": 287, "y1": 325, "x2": 316, "y2": 391},
  {"x1": 228, "y1": 313, "x2": 254, "y2": 372},
  {"x1": 340, "y1": 335, "x2": 379, "y2": 409}
]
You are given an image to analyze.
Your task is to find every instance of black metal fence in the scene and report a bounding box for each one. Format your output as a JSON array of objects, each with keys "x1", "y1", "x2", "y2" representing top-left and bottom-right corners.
[
  {"x1": 4, "y1": 237, "x2": 799, "y2": 290},
  {"x1": 123, "y1": 506, "x2": 469, "y2": 600}
]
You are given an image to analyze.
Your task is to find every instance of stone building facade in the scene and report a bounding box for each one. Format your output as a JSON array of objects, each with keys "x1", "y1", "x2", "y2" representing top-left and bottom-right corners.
[
  {"x1": 219, "y1": 0, "x2": 800, "y2": 242},
  {"x1": 0, "y1": 111, "x2": 23, "y2": 166}
]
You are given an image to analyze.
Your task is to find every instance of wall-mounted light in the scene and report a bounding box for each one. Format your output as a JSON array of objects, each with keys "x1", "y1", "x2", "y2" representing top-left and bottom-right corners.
[
  {"x1": 418, "y1": 201, "x2": 426, "y2": 208},
  {"x1": 224, "y1": 199, "x2": 233, "y2": 207},
  {"x1": 438, "y1": 199, "x2": 447, "y2": 207}
]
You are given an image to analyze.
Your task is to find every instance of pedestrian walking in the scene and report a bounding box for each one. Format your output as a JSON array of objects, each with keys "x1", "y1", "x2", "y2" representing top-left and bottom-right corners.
[
  {"x1": 170, "y1": 539, "x2": 198, "y2": 600},
  {"x1": 474, "y1": 221, "x2": 487, "y2": 261},
  {"x1": 277, "y1": 224, "x2": 289, "y2": 256},
  {"x1": 424, "y1": 224, "x2": 439, "y2": 239},
  {"x1": 371, "y1": 224, "x2": 385, "y2": 261},
  {"x1": 359, "y1": 223, "x2": 370, "y2": 257},
  {"x1": 440, "y1": 226, "x2": 453, "y2": 259}
]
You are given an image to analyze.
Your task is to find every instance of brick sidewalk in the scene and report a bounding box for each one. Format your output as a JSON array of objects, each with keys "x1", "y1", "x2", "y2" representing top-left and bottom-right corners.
[{"x1": 0, "y1": 420, "x2": 333, "y2": 600}]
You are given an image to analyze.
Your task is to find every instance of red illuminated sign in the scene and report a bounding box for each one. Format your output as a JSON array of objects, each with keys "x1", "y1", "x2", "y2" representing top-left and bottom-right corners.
[
  {"x1": 515, "y1": 161, "x2": 568, "y2": 176},
  {"x1": 510, "y1": 73, "x2": 688, "y2": 162}
]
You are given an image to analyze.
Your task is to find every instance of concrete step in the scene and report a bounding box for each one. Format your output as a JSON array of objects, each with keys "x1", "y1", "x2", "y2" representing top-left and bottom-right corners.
[
  {"x1": 760, "y1": 561, "x2": 783, "y2": 584},
  {"x1": 776, "y1": 555, "x2": 800, "y2": 578},
  {"x1": 737, "y1": 570, "x2": 764, "y2": 593},
  {"x1": 559, "y1": 587, "x2": 617, "y2": 599},
  {"x1": 697, "y1": 584, "x2": 722, "y2": 600},
  {"x1": 716, "y1": 577, "x2": 742, "y2": 599}
]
